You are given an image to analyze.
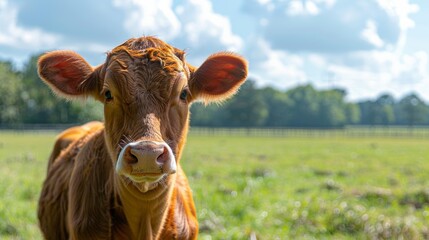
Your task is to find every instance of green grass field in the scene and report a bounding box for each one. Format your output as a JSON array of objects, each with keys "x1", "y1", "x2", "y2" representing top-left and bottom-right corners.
[{"x1": 1, "y1": 131, "x2": 429, "y2": 239}]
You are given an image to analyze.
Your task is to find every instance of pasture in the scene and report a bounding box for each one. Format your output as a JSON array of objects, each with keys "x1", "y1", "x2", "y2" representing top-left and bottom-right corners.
[{"x1": 1, "y1": 130, "x2": 429, "y2": 239}]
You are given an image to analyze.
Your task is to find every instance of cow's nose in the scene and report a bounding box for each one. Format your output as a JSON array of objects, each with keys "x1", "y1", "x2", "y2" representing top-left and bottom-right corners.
[
  {"x1": 117, "y1": 141, "x2": 176, "y2": 176},
  {"x1": 128, "y1": 143, "x2": 166, "y2": 166}
]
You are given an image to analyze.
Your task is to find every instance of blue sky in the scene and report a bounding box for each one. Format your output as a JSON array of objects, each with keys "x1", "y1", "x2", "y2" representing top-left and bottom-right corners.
[{"x1": 0, "y1": 0, "x2": 428, "y2": 101}]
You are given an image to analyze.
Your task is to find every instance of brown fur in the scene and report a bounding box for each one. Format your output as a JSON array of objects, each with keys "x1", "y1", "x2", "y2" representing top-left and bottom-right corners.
[
  {"x1": 47, "y1": 121, "x2": 104, "y2": 169},
  {"x1": 37, "y1": 36, "x2": 247, "y2": 239}
]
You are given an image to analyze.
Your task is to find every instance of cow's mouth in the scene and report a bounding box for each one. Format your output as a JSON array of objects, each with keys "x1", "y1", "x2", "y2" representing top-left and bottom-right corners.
[
  {"x1": 120, "y1": 174, "x2": 168, "y2": 193},
  {"x1": 129, "y1": 172, "x2": 166, "y2": 183}
]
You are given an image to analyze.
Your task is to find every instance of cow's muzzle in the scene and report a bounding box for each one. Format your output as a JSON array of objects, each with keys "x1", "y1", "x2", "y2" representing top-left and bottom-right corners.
[{"x1": 116, "y1": 141, "x2": 177, "y2": 183}]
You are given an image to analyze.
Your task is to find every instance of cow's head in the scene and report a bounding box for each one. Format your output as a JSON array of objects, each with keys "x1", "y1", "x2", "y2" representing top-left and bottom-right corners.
[{"x1": 38, "y1": 37, "x2": 247, "y2": 193}]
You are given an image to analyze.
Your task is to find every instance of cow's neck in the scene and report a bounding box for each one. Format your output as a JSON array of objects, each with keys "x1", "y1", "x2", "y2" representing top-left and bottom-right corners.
[{"x1": 115, "y1": 175, "x2": 175, "y2": 239}]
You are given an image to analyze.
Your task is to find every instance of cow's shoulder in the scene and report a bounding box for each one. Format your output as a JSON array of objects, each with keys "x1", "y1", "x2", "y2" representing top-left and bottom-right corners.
[
  {"x1": 49, "y1": 121, "x2": 104, "y2": 168},
  {"x1": 67, "y1": 128, "x2": 116, "y2": 239},
  {"x1": 38, "y1": 123, "x2": 105, "y2": 239}
]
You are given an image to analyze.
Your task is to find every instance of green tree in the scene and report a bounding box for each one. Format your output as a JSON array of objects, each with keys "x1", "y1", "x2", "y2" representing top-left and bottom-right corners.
[
  {"x1": 318, "y1": 89, "x2": 348, "y2": 127},
  {"x1": 286, "y1": 85, "x2": 320, "y2": 127},
  {"x1": 286, "y1": 86, "x2": 357, "y2": 128},
  {"x1": 358, "y1": 94, "x2": 395, "y2": 126},
  {"x1": 190, "y1": 103, "x2": 225, "y2": 127},
  {"x1": 223, "y1": 80, "x2": 268, "y2": 127},
  {"x1": 0, "y1": 61, "x2": 23, "y2": 124},
  {"x1": 260, "y1": 87, "x2": 290, "y2": 127},
  {"x1": 345, "y1": 103, "x2": 360, "y2": 125},
  {"x1": 375, "y1": 94, "x2": 395, "y2": 125},
  {"x1": 397, "y1": 94, "x2": 429, "y2": 126}
]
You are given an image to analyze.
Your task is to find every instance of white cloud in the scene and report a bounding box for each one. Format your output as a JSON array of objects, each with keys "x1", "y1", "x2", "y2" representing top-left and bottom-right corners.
[
  {"x1": 0, "y1": 0, "x2": 59, "y2": 49},
  {"x1": 112, "y1": 0, "x2": 181, "y2": 41},
  {"x1": 257, "y1": 0, "x2": 271, "y2": 5},
  {"x1": 174, "y1": 0, "x2": 242, "y2": 53},
  {"x1": 305, "y1": 1, "x2": 320, "y2": 15},
  {"x1": 323, "y1": 50, "x2": 429, "y2": 100},
  {"x1": 282, "y1": 0, "x2": 337, "y2": 16},
  {"x1": 248, "y1": 41, "x2": 429, "y2": 101},
  {"x1": 246, "y1": 38, "x2": 307, "y2": 89},
  {"x1": 287, "y1": 1, "x2": 305, "y2": 16},
  {"x1": 307, "y1": 54, "x2": 327, "y2": 68},
  {"x1": 375, "y1": 0, "x2": 419, "y2": 54},
  {"x1": 112, "y1": 0, "x2": 242, "y2": 57},
  {"x1": 376, "y1": 0, "x2": 419, "y2": 30},
  {"x1": 316, "y1": 0, "x2": 336, "y2": 8},
  {"x1": 243, "y1": 0, "x2": 405, "y2": 53},
  {"x1": 361, "y1": 20, "x2": 384, "y2": 48},
  {"x1": 287, "y1": 0, "x2": 321, "y2": 16}
]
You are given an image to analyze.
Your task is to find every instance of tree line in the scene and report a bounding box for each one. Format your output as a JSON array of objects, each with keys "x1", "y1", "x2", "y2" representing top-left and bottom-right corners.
[
  {"x1": 191, "y1": 81, "x2": 429, "y2": 128},
  {"x1": 1, "y1": 54, "x2": 429, "y2": 128}
]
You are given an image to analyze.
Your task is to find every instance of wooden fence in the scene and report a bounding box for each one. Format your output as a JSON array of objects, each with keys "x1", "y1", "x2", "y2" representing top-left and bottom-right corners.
[
  {"x1": 2, "y1": 124, "x2": 429, "y2": 138},
  {"x1": 189, "y1": 126, "x2": 429, "y2": 138}
]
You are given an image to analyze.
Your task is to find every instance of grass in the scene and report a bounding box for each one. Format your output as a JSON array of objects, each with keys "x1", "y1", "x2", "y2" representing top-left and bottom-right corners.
[
  {"x1": 0, "y1": 132, "x2": 54, "y2": 240},
  {"x1": 1, "y1": 130, "x2": 429, "y2": 239}
]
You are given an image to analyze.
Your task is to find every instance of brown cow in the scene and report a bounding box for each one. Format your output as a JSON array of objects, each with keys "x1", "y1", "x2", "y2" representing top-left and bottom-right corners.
[{"x1": 37, "y1": 36, "x2": 247, "y2": 240}]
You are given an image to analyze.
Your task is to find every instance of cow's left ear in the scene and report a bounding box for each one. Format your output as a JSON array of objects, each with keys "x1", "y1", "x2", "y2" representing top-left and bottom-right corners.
[
  {"x1": 189, "y1": 52, "x2": 248, "y2": 103},
  {"x1": 38, "y1": 50, "x2": 100, "y2": 99}
]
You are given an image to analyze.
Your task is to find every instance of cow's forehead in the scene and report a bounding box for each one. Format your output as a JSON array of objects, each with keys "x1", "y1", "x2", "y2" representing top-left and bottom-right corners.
[
  {"x1": 107, "y1": 36, "x2": 186, "y2": 74},
  {"x1": 107, "y1": 48, "x2": 184, "y2": 74},
  {"x1": 104, "y1": 49, "x2": 186, "y2": 94}
]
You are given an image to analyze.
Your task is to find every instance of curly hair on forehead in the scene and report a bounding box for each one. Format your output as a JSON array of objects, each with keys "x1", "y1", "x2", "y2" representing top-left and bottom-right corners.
[{"x1": 107, "y1": 36, "x2": 186, "y2": 72}]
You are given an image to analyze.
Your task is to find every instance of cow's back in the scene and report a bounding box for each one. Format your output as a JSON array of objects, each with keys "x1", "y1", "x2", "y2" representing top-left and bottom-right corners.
[
  {"x1": 38, "y1": 122, "x2": 104, "y2": 240},
  {"x1": 47, "y1": 121, "x2": 104, "y2": 169}
]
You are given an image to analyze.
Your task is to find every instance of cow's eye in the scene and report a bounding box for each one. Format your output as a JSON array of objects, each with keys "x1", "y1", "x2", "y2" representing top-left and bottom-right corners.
[
  {"x1": 180, "y1": 89, "x2": 188, "y2": 101},
  {"x1": 179, "y1": 89, "x2": 188, "y2": 101},
  {"x1": 105, "y1": 90, "x2": 113, "y2": 102}
]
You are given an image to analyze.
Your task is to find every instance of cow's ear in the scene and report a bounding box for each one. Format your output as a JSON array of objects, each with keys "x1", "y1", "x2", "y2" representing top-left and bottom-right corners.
[
  {"x1": 189, "y1": 52, "x2": 247, "y2": 103},
  {"x1": 38, "y1": 50, "x2": 99, "y2": 99}
]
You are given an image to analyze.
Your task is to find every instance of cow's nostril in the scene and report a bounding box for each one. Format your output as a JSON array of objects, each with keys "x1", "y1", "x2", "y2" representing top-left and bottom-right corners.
[
  {"x1": 125, "y1": 148, "x2": 139, "y2": 165},
  {"x1": 156, "y1": 147, "x2": 169, "y2": 165}
]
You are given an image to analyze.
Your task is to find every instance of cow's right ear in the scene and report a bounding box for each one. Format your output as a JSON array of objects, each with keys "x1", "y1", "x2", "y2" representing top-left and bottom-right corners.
[
  {"x1": 38, "y1": 50, "x2": 99, "y2": 99},
  {"x1": 189, "y1": 52, "x2": 248, "y2": 103}
]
